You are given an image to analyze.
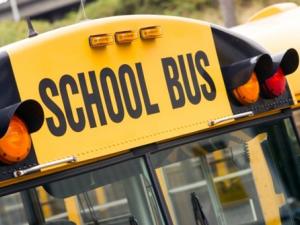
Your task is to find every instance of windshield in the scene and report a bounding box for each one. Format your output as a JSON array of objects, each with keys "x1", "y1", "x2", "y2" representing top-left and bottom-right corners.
[
  {"x1": 0, "y1": 158, "x2": 165, "y2": 225},
  {"x1": 1, "y1": 116, "x2": 300, "y2": 225},
  {"x1": 151, "y1": 117, "x2": 300, "y2": 225}
]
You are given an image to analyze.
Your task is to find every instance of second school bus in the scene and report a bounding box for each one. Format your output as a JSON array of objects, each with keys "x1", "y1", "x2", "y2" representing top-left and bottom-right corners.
[{"x1": 1, "y1": 3, "x2": 300, "y2": 225}]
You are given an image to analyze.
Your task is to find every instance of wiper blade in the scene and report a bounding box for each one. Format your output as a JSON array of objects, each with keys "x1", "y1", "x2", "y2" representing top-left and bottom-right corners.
[
  {"x1": 129, "y1": 216, "x2": 139, "y2": 225},
  {"x1": 191, "y1": 192, "x2": 210, "y2": 225}
]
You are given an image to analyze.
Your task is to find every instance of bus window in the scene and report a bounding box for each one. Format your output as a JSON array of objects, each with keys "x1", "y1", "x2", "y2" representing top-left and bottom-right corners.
[
  {"x1": 0, "y1": 189, "x2": 67, "y2": 225},
  {"x1": 151, "y1": 118, "x2": 300, "y2": 225},
  {"x1": 0, "y1": 158, "x2": 165, "y2": 225},
  {"x1": 0, "y1": 193, "x2": 28, "y2": 225},
  {"x1": 293, "y1": 109, "x2": 300, "y2": 137}
]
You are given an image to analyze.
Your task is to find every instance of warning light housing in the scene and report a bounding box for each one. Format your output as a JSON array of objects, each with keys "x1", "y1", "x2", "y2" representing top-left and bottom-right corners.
[
  {"x1": 260, "y1": 48, "x2": 299, "y2": 98},
  {"x1": 0, "y1": 100, "x2": 44, "y2": 165},
  {"x1": 222, "y1": 48, "x2": 299, "y2": 106},
  {"x1": 222, "y1": 54, "x2": 273, "y2": 105}
]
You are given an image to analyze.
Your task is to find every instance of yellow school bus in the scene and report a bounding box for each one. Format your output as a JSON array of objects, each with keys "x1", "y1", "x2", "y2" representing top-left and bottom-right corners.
[{"x1": 1, "y1": 3, "x2": 300, "y2": 225}]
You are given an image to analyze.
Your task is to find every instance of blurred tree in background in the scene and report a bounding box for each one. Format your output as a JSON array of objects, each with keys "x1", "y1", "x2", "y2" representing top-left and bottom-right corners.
[
  {"x1": 218, "y1": 0, "x2": 237, "y2": 27},
  {"x1": 0, "y1": 0, "x2": 300, "y2": 46}
]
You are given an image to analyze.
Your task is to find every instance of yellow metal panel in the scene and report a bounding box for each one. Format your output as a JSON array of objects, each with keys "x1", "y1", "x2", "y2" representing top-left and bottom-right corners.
[
  {"x1": 37, "y1": 187, "x2": 52, "y2": 218},
  {"x1": 247, "y1": 133, "x2": 284, "y2": 225},
  {"x1": 213, "y1": 151, "x2": 230, "y2": 187},
  {"x1": 156, "y1": 168, "x2": 178, "y2": 224},
  {"x1": 65, "y1": 196, "x2": 82, "y2": 225},
  {"x1": 247, "y1": 3, "x2": 297, "y2": 22},
  {"x1": 7, "y1": 16, "x2": 232, "y2": 165},
  {"x1": 95, "y1": 187, "x2": 106, "y2": 204}
]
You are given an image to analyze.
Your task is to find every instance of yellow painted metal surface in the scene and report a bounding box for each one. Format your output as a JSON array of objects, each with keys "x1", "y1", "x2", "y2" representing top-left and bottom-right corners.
[
  {"x1": 37, "y1": 187, "x2": 52, "y2": 218},
  {"x1": 247, "y1": 3, "x2": 297, "y2": 22},
  {"x1": 65, "y1": 196, "x2": 82, "y2": 224},
  {"x1": 248, "y1": 133, "x2": 284, "y2": 225},
  {"x1": 95, "y1": 187, "x2": 107, "y2": 207},
  {"x1": 5, "y1": 16, "x2": 232, "y2": 165},
  {"x1": 156, "y1": 168, "x2": 178, "y2": 224},
  {"x1": 233, "y1": 6, "x2": 300, "y2": 97}
]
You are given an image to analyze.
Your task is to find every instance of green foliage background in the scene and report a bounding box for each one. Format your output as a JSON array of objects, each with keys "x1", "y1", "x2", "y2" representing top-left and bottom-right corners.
[{"x1": 0, "y1": 0, "x2": 300, "y2": 46}]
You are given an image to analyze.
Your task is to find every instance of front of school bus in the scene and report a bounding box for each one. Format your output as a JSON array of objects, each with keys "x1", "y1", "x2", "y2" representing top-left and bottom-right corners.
[{"x1": 0, "y1": 5, "x2": 300, "y2": 225}]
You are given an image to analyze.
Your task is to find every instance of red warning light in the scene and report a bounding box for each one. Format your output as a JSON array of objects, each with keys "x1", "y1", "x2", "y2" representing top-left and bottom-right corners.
[{"x1": 262, "y1": 68, "x2": 286, "y2": 97}]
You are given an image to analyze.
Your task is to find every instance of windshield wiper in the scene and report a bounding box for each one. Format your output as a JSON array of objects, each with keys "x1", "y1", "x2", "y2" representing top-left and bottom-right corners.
[
  {"x1": 191, "y1": 192, "x2": 210, "y2": 225},
  {"x1": 129, "y1": 216, "x2": 139, "y2": 225}
]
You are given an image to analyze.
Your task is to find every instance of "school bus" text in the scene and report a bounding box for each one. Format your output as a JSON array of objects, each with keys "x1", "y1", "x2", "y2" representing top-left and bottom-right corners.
[{"x1": 39, "y1": 50, "x2": 216, "y2": 136}]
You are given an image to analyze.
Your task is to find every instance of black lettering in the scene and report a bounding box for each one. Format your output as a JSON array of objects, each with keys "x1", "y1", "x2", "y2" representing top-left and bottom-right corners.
[
  {"x1": 136, "y1": 63, "x2": 160, "y2": 114},
  {"x1": 178, "y1": 54, "x2": 201, "y2": 104},
  {"x1": 195, "y1": 51, "x2": 216, "y2": 101},
  {"x1": 39, "y1": 78, "x2": 67, "y2": 136},
  {"x1": 100, "y1": 68, "x2": 124, "y2": 123},
  {"x1": 161, "y1": 57, "x2": 185, "y2": 108},
  {"x1": 60, "y1": 75, "x2": 85, "y2": 132},
  {"x1": 78, "y1": 71, "x2": 107, "y2": 127},
  {"x1": 119, "y1": 65, "x2": 142, "y2": 119}
]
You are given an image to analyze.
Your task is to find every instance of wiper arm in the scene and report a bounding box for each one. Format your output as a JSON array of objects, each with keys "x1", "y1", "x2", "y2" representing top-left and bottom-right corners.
[
  {"x1": 129, "y1": 216, "x2": 139, "y2": 225},
  {"x1": 191, "y1": 192, "x2": 210, "y2": 225}
]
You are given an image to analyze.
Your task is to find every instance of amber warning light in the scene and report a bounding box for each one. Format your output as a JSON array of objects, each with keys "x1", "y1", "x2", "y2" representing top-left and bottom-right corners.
[
  {"x1": 0, "y1": 116, "x2": 31, "y2": 164},
  {"x1": 232, "y1": 72, "x2": 260, "y2": 105},
  {"x1": 0, "y1": 100, "x2": 44, "y2": 164}
]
